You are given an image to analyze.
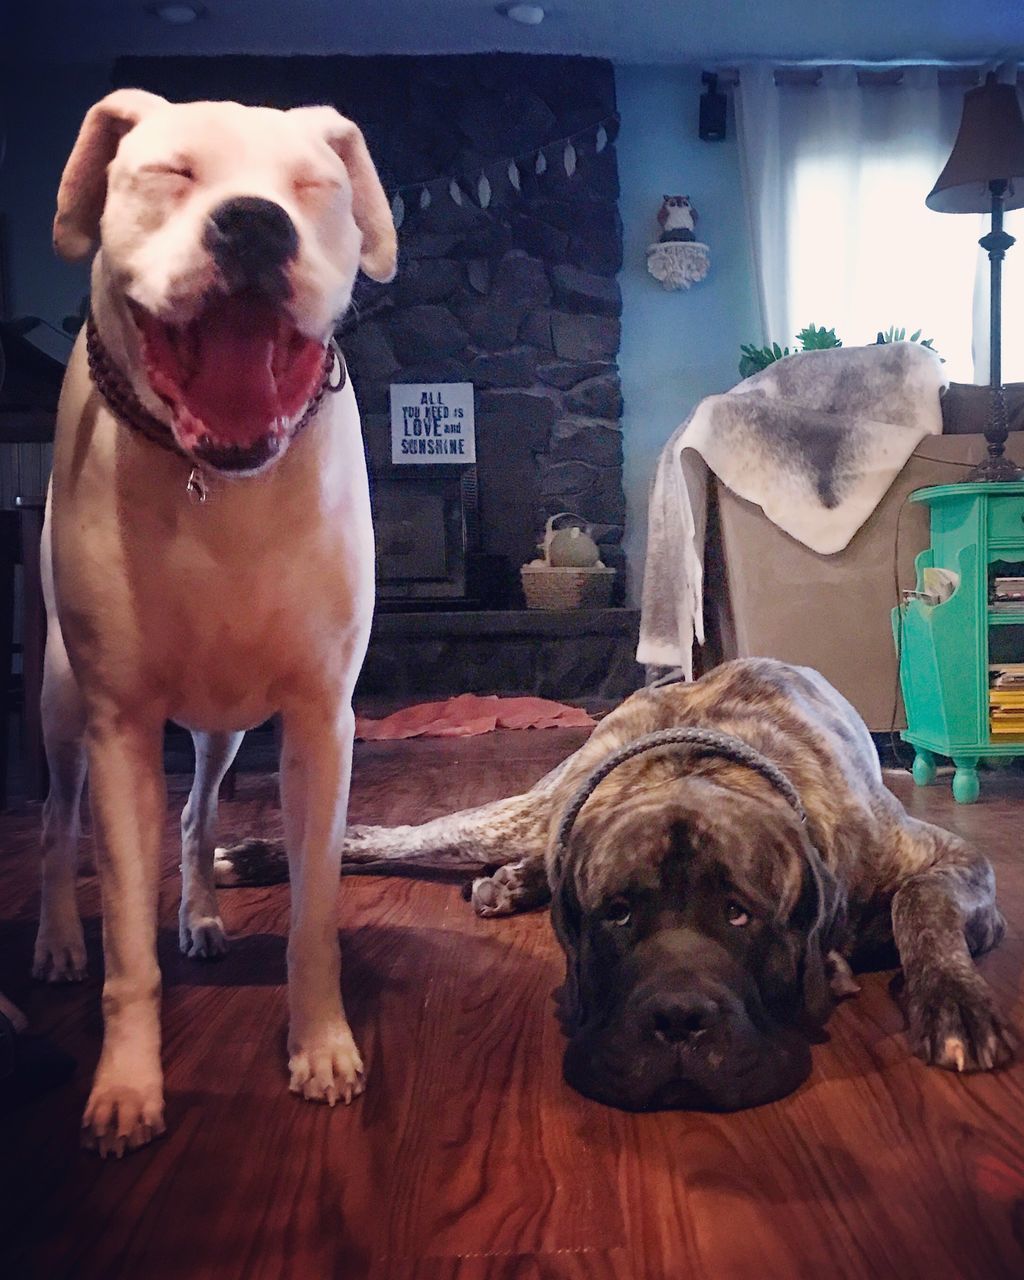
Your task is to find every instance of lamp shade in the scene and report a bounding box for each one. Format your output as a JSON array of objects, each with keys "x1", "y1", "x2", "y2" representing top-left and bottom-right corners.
[{"x1": 926, "y1": 73, "x2": 1024, "y2": 213}]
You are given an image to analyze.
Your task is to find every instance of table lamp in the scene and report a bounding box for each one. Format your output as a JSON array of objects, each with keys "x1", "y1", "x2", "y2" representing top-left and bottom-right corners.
[{"x1": 927, "y1": 72, "x2": 1024, "y2": 481}]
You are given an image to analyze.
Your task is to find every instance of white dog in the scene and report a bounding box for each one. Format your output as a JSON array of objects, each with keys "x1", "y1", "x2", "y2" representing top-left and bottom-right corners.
[{"x1": 33, "y1": 90, "x2": 396, "y2": 1157}]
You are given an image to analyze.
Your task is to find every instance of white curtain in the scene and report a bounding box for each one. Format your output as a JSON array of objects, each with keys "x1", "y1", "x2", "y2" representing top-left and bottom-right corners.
[{"x1": 735, "y1": 64, "x2": 1015, "y2": 385}]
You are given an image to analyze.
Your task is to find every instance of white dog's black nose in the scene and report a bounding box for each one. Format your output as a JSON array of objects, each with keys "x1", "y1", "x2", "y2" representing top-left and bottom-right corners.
[{"x1": 205, "y1": 197, "x2": 298, "y2": 298}]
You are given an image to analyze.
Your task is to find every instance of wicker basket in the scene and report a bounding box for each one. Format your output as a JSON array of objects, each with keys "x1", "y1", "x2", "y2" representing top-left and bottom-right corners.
[
  {"x1": 520, "y1": 512, "x2": 616, "y2": 609},
  {"x1": 520, "y1": 562, "x2": 616, "y2": 609}
]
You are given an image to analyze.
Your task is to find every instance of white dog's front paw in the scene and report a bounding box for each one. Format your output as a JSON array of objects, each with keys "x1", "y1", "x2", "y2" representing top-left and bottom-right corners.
[
  {"x1": 32, "y1": 917, "x2": 87, "y2": 982},
  {"x1": 82, "y1": 1075, "x2": 166, "y2": 1158},
  {"x1": 178, "y1": 911, "x2": 229, "y2": 959},
  {"x1": 288, "y1": 1023, "x2": 365, "y2": 1106}
]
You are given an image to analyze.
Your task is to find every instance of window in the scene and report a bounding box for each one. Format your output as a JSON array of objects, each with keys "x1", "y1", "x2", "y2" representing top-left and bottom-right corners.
[
  {"x1": 738, "y1": 66, "x2": 1023, "y2": 386},
  {"x1": 789, "y1": 148, "x2": 981, "y2": 381}
]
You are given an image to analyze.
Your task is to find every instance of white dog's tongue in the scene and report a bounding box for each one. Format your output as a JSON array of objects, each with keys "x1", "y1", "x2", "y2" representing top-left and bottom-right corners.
[{"x1": 143, "y1": 295, "x2": 325, "y2": 447}]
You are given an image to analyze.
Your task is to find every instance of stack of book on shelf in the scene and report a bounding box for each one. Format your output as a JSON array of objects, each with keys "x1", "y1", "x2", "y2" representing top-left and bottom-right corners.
[
  {"x1": 991, "y1": 575, "x2": 1024, "y2": 614},
  {"x1": 990, "y1": 663, "x2": 1024, "y2": 735}
]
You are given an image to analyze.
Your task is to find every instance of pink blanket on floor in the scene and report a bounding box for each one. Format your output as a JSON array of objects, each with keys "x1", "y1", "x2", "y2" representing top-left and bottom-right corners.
[{"x1": 355, "y1": 694, "x2": 596, "y2": 740}]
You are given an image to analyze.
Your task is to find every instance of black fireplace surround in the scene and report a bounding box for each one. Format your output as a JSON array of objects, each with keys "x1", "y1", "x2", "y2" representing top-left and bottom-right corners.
[{"x1": 113, "y1": 54, "x2": 627, "y2": 610}]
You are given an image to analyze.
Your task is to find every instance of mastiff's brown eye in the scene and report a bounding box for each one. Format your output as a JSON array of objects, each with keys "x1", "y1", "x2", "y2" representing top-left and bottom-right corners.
[
  {"x1": 726, "y1": 901, "x2": 750, "y2": 927},
  {"x1": 604, "y1": 897, "x2": 632, "y2": 926}
]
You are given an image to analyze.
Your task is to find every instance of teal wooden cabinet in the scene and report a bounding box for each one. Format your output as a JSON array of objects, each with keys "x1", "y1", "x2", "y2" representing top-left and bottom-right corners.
[{"x1": 892, "y1": 482, "x2": 1024, "y2": 802}]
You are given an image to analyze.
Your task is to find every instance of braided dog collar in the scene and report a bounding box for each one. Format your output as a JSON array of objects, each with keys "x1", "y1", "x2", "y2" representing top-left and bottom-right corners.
[
  {"x1": 554, "y1": 726, "x2": 807, "y2": 869},
  {"x1": 85, "y1": 311, "x2": 346, "y2": 474}
]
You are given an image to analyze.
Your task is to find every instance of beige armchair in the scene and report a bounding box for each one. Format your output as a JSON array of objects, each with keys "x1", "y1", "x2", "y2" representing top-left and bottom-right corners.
[{"x1": 704, "y1": 427, "x2": 1024, "y2": 731}]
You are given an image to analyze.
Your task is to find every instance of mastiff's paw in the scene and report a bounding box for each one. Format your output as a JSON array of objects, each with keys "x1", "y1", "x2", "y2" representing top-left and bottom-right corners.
[
  {"x1": 826, "y1": 950, "x2": 861, "y2": 1000},
  {"x1": 468, "y1": 860, "x2": 550, "y2": 918},
  {"x1": 470, "y1": 869, "x2": 520, "y2": 917},
  {"x1": 908, "y1": 970, "x2": 1015, "y2": 1072},
  {"x1": 32, "y1": 919, "x2": 87, "y2": 983},
  {"x1": 178, "y1": 912, "x2": 228, "y2": 959},
  {"x1": 214, "y1": 838, "x2": 289, "y2": 887},
  {"x1": 82, "y1": 1077, "x2": 166, "y2": 1158},
  {"x1": 288, "y1": 1023, "x2": 365, "y2": 1106}
]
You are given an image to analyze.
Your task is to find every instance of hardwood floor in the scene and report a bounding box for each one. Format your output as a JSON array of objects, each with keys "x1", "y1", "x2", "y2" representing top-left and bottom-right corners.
[{"x1": 2, "y1": 730, "x2": 1023, "y2": 1280}]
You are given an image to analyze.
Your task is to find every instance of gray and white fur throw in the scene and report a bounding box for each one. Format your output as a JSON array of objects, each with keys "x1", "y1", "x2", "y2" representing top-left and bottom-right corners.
[{"x1": 637, "y1": 343, "x2": 946, "y2": 675}]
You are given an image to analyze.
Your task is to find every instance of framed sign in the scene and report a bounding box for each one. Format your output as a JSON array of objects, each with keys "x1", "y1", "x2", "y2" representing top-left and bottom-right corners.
[{"x1": 390, "y1": 382, "x2": 476, "y2": 464}]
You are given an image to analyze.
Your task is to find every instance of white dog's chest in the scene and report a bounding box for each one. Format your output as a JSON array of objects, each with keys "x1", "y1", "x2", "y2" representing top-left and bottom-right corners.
[
  {"x1": 50, "y1": 394, "x2": 374, "y2": 730},
  {"x1": 176, "y1": 543, "x2": 368, "y2": 729},
  {"x1": 153, "y1": 555, "x2": 359, "y2": 731}
]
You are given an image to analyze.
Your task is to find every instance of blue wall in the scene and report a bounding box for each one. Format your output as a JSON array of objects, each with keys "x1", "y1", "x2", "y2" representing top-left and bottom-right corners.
[{"x1": 616, "y1": 66, "x2": 760, "y2": 603}]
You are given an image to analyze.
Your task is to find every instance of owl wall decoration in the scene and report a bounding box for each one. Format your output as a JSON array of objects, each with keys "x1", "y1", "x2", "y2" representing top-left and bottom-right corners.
[
  {"x1": 647, "y1": 194, "x2": 710, "y2": 290},
  {"x1": 657, "y1": 195, "x2": 698, "y2": 242}
]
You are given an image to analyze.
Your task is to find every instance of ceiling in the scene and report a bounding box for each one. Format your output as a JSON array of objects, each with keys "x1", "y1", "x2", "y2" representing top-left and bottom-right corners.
[{"x1": 6, "y1": 0, "x2": 1024, "y2": 67}]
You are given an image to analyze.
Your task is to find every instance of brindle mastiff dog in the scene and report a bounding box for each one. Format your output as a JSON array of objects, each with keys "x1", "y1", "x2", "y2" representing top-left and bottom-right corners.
[{"x1": 215, "y1": 659, "x2": 1013, "y2": 1111}]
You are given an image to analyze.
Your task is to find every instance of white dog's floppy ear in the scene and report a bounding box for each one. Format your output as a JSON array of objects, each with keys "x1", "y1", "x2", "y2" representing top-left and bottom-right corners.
[
  {"x1": 53, "y1": 89, "x2": 168, "y2": 263},
  {"x1": 294, "y1": 106, "x2": 397, "y2": 283}
]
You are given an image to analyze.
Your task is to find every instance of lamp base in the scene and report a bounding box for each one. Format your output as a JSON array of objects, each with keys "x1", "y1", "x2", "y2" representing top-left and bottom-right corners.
[
  {"x1": 961, "y1": 383, "x2": 1022, "y2": 482},
  {"x1": 965, "y1": 452, "x2": 1024, "y2": 482}
]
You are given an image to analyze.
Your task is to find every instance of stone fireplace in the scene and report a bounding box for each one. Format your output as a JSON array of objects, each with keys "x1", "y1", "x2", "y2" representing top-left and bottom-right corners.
[
  {"x1": 372, "y1": 471, "x2": 473, "y2": 603},
  {"x1": 341, "y1": 55, "x2": 627, "y2": 608}
]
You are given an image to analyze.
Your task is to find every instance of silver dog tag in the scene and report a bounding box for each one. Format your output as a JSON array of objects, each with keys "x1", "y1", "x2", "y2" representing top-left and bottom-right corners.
[{"x1": 186, "y1": 467, "x2": 208, "y2": 505}]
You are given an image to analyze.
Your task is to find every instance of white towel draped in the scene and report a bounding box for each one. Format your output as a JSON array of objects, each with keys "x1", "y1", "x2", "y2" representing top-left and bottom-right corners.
[{"x1": 637, "y1": 343, "x2": 947, "y2": 676}]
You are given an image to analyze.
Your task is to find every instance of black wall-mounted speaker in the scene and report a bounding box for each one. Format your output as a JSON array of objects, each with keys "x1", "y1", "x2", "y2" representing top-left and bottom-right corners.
[{"x1": 699, "y1": 72, "x2": 727, "y2": 142}]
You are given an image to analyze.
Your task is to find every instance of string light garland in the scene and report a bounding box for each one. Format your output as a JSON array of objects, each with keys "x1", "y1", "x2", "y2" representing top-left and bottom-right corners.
[{"x1": 387, "y1": 113, "x2": 619, "y2": 229}]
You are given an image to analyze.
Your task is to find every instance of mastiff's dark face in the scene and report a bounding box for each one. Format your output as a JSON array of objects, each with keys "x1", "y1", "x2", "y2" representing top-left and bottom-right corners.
[{"x1": 551, "y1": 778, "x2": 844, "y2": 1112}]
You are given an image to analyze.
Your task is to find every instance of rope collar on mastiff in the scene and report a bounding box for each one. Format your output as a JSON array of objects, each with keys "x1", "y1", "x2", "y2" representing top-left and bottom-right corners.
[
  {"x1": 85, "y1": 311, "x2": 346, "y2": 499},
  {"x1": 553, "y1": 727, "x2": 808, "y2": 871}
]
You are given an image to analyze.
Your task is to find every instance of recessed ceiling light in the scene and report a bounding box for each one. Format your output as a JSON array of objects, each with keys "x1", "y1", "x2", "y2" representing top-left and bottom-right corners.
[
  {"x1": 502, "y1": 4, "x2": 546, "y2": 25},
  {"x1": 147, "y1": 2, "x2": 207, "y2": 24}
]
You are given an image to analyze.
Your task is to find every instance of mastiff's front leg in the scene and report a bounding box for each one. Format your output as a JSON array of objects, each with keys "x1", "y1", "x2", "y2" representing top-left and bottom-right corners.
[
  {"x1": 82, "y1": 714, "x2": 168, "y2": 1156},
  {"x1": 280, "y1": 697, "x2": 363, "y2": 1105},
  {"x1": 892, "y1": 821, "x2": 1014, "y2": 1072}
]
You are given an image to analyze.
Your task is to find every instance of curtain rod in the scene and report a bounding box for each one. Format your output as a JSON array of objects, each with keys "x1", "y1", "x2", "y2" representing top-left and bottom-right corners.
[{"x1": 708, "y1": 66, "x2": 1016, "y2": 89}]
